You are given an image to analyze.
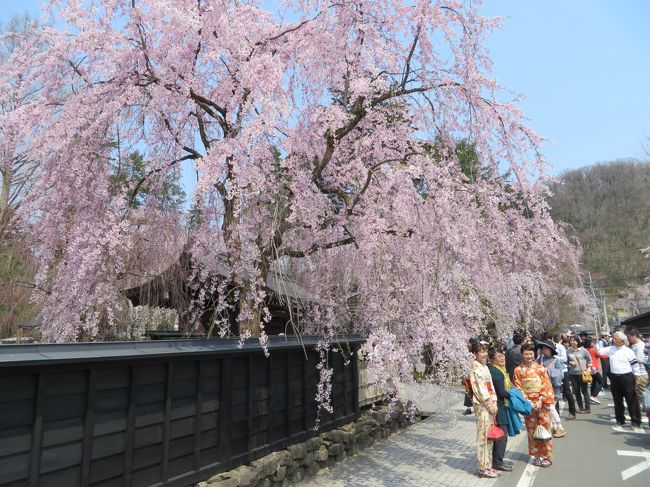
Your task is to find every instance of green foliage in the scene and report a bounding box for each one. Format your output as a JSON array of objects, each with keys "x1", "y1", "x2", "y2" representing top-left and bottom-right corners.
[
  {"x1": 547, "y1": 159, "x2": 650, "y2": 293},
  {"x1": 0, "y1": 239, "x2": 38, "y2": 336},
  {"x1": 187, "y1": 202, "x2": 203, "y2": 229},
  {"x1": 109, "y1": 151, "x2": 185, "y2": 209},
  {"x1": 420, "y1": 138, "x2": 536, "y2": 217}
]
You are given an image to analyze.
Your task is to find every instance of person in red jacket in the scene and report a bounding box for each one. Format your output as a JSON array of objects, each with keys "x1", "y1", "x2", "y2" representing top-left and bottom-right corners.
[{"x1": 585, "y1": 337, "x2": 607, "y2": 404}]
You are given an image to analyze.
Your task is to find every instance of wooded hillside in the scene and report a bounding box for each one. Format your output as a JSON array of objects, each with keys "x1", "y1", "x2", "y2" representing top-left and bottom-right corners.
[{"x1": 547, "y1": 159, "x2": 650, "y2": 296}]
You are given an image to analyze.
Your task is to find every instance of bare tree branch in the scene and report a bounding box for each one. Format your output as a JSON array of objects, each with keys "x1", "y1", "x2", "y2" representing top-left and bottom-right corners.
[{"x1": 401, "y1": 26, "x2": 421, "y2": 90}]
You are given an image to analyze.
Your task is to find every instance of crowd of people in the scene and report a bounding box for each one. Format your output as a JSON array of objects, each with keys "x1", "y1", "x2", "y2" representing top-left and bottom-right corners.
[{"x1": 465, "y1": 327, "x2": 650, "y2": 479}]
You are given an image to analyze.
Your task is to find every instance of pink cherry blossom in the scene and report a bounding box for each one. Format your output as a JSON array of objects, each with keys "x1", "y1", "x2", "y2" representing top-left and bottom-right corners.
[{"x1": 2, "y1": 1, "x2": 592, "y2": 404}]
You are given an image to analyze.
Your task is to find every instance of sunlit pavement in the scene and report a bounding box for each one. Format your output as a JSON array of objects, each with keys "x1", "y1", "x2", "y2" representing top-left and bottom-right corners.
[
  {"x1": 500, "y1": 390, "x2": 650, "y2": 487},
  {"x1": 301, "y1": 389, "x2": 525, "y2": 487}
]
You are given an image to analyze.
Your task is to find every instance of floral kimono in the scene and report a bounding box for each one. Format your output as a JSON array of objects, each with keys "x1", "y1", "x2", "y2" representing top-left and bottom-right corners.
[
  {"x1": 513, "y1": 362, "x2": 555, "y2": 459},
  {"x1": 469, "y1": 360, "x2": 497, "y2": 470}
]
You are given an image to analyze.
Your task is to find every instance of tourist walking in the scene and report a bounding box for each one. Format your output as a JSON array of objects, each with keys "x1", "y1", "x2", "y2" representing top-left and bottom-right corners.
[
  {"x1": 584, "y1": 337, "x2": 606, "y2": 404},
  {"x1": 513, "y1": 342, "x2": 554, "y2": 468},
  {"x1": 487, "y1": 349, "x2": 517, "y2": 472},
  {"x1": 597, "y1": 331, "x2": 642, "y2": 427},
  {"x1": 535, "y1": 340, "x2": 567, "y2": 438},
  {"x1": 469, "y1": 341, "x2": 500, "y2": 478},
  {"x1": 567, "y1": 336, "x2": 593, "y2": 414},
  {"x1": 625, "y1": 327, "x2": 649, "y2": 419}
]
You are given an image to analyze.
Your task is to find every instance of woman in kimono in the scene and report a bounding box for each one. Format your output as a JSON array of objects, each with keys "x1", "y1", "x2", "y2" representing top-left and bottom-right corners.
[
  {"x1": 487, "y1": 348, "x2": 517, "y2": 471},
  {"x1": 513, "y1": 342, "x2": 555, "y2": 468},
  {"x1": 469, "y1": 340, "x2": 500, "y2": 478}
]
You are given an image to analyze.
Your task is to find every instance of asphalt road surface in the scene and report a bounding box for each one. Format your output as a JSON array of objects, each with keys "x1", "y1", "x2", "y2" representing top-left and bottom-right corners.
[{"x1": 500, "y1": 390, "x2": 650, "y2": 487}]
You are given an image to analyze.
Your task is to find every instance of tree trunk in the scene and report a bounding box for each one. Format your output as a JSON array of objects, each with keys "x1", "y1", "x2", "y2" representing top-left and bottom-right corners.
[
  {"x1": 238, "y1": 280, "x2": 264, "y2": 337},
  {"x1": 0, "y1": 158, "x2": 13, "y2": 233}
]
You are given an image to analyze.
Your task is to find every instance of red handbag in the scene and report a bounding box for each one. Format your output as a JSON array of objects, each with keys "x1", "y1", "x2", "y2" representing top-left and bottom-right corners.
[{"x1": 487, "y1": 422, "x2": 505, "y2": 441}]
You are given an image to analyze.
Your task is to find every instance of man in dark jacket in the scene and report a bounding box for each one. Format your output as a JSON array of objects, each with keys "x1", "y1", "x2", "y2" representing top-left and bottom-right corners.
[{"x1": 506, "y1": 332, "x2": 525, "y2": 379}]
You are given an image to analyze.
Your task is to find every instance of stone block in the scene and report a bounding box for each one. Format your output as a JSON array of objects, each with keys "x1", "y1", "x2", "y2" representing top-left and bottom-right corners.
[
  {"x1": 306, "y1": 437, "x2": 322, "y2": 451},
  {"x1": 315, "y1": 446, "x2": 329, "y2": 462},
  {"x1": 205, "y1": 475, "x2": 238, "y2": 487},
  {"x1": 287, "y1": 443, "x2": 307, "y2": 460},
  {"x1": 251, "y1": 453, "x2": 281, "y2": 478},
  {"x1": 289, "y1": 469, "x2": 303, "y2": 483},
  {"x1": 274, "y1": 465, "x2": 287, "y2": 481},
  {"x1": 276, "y1": 451, "x2": 292, "y2": 466},
  {"x1": 327, "y1": 443, "x2": 345, "y2": 457},
  {"x1": 300, "y1": 451, "x2": 314, "y2": 467},
  {"x1": 363, "y1": 418, "x2": 378, "y2": 428},
  {"x1": 193, "y1": 404, "x2": 421, "y2": 487},
  {"x1": 286, "y1": 461, "x2": 299, "y2": 475},
  {"x1": 372, "y1": 411, "x2": 387, "y2": 425},
  {"x1": 232, "y1": 465, "x2": 259, "y2": 486},
  {"x1": 323, "y1": 430, "x2": 347, "y2": 444}
]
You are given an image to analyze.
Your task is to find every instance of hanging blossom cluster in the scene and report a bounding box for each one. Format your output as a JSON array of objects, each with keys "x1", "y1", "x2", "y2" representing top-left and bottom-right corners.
[
  {"x1": 3, "y1": 0, "x2": 590, "y2": 406},
  {"x1": 128, "y1": 304, "x2": 179, "y2": 340}
]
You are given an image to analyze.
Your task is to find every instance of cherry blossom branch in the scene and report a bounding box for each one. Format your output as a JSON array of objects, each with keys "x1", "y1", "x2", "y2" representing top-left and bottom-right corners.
[
  {"x1": 189, "y1": 88, "x2": 229, "y2": 132},
  {"x1": 401, "y1": 26, "x2": 421, "y2": 90},
  {"x1": 280, "y1": 236, "x2": 356, "y2": 258},
  {"x1": 347, "y1": 151, "x2": 419, "y2": 216}
]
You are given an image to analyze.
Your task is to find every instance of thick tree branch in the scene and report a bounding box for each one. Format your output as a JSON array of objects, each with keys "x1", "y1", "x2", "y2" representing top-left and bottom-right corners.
[
  {"x1": 189, "y1": 88, "x2": 229, "y2": 133},
  {"x1": 313, "y1": 83, "x2": 455, "y2": 183},
  {"x1": 192, "y1": 110, "x2": 212, "y2": 150},
  {"x1": 401, "y1": 26, "x2": 421, "y2": 90},
  {"x1": 347, "y1": 151, "x2": 419, "y2": 215},
  {"x1": 281, "y1": 236, "x2": 355, "y2": 258}
]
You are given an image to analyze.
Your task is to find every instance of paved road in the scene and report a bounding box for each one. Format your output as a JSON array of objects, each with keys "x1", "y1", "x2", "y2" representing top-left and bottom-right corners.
[
  {"x1": 301, "y1": 389, "x2": 527, "y2": 486},
  {"x1": 300, "y1": 389, "x2": 649, "y2": 487},
  {"x1": 500, "y1": 390, "x2": 650, "y2": 487}
]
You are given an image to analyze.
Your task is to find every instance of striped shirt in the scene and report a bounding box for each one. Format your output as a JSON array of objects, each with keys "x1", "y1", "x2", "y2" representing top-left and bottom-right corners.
[{"x1": 630, "y1": 342, "x2": 648, "y2": 377}]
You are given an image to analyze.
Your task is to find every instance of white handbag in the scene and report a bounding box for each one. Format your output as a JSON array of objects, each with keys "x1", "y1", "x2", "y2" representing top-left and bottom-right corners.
[{"x1": 533, "y1": 424, "x2": 552, "y2": 440}]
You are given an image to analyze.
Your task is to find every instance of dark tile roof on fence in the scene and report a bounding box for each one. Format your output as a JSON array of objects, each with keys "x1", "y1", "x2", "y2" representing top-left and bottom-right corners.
[{"x1": 0, "y1": 334, "x2": 365, "y2": 367}]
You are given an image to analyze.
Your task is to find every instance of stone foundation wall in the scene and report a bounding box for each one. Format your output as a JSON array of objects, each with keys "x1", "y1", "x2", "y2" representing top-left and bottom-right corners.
[{"x1": 196, "y1": 404, "x2": 418, "y2": 487}]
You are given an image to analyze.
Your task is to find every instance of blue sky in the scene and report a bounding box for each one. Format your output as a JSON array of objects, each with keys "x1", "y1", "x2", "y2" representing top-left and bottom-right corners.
[
  {"x1": 481, "y1": 0, "x2": 650, "y2": 174},
  {"x1": 2, "y1": 0, "x2": 649, "y2": 176}
]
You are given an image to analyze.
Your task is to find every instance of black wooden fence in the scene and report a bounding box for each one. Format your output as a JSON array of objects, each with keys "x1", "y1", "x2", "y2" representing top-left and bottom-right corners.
[{"x1": 0, "y1": 335, "x2": 364, "y2": 487}]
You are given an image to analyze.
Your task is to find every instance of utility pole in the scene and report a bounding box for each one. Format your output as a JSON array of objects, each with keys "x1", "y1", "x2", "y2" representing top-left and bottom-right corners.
[
  {"x1": 587, "y1": 273, "x2": 601, "y2": 337},
  {"x1": 601, "y1": 290, "x2": 609, "y2": 333}
]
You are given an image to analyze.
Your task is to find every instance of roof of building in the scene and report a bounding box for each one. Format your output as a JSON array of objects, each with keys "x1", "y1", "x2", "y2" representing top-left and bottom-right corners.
[
  {"x1": 0, "y1": 335, "x2": 365, "y2": 367},
  {"x1": 621, "y1": 310, "x2": 650, "y2": 333}
]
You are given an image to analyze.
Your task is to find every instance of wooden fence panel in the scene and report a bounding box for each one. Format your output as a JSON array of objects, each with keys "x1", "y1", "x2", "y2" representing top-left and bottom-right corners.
[{"x1": 0, "y1": 336, "x2": 363, "y2": 487}]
